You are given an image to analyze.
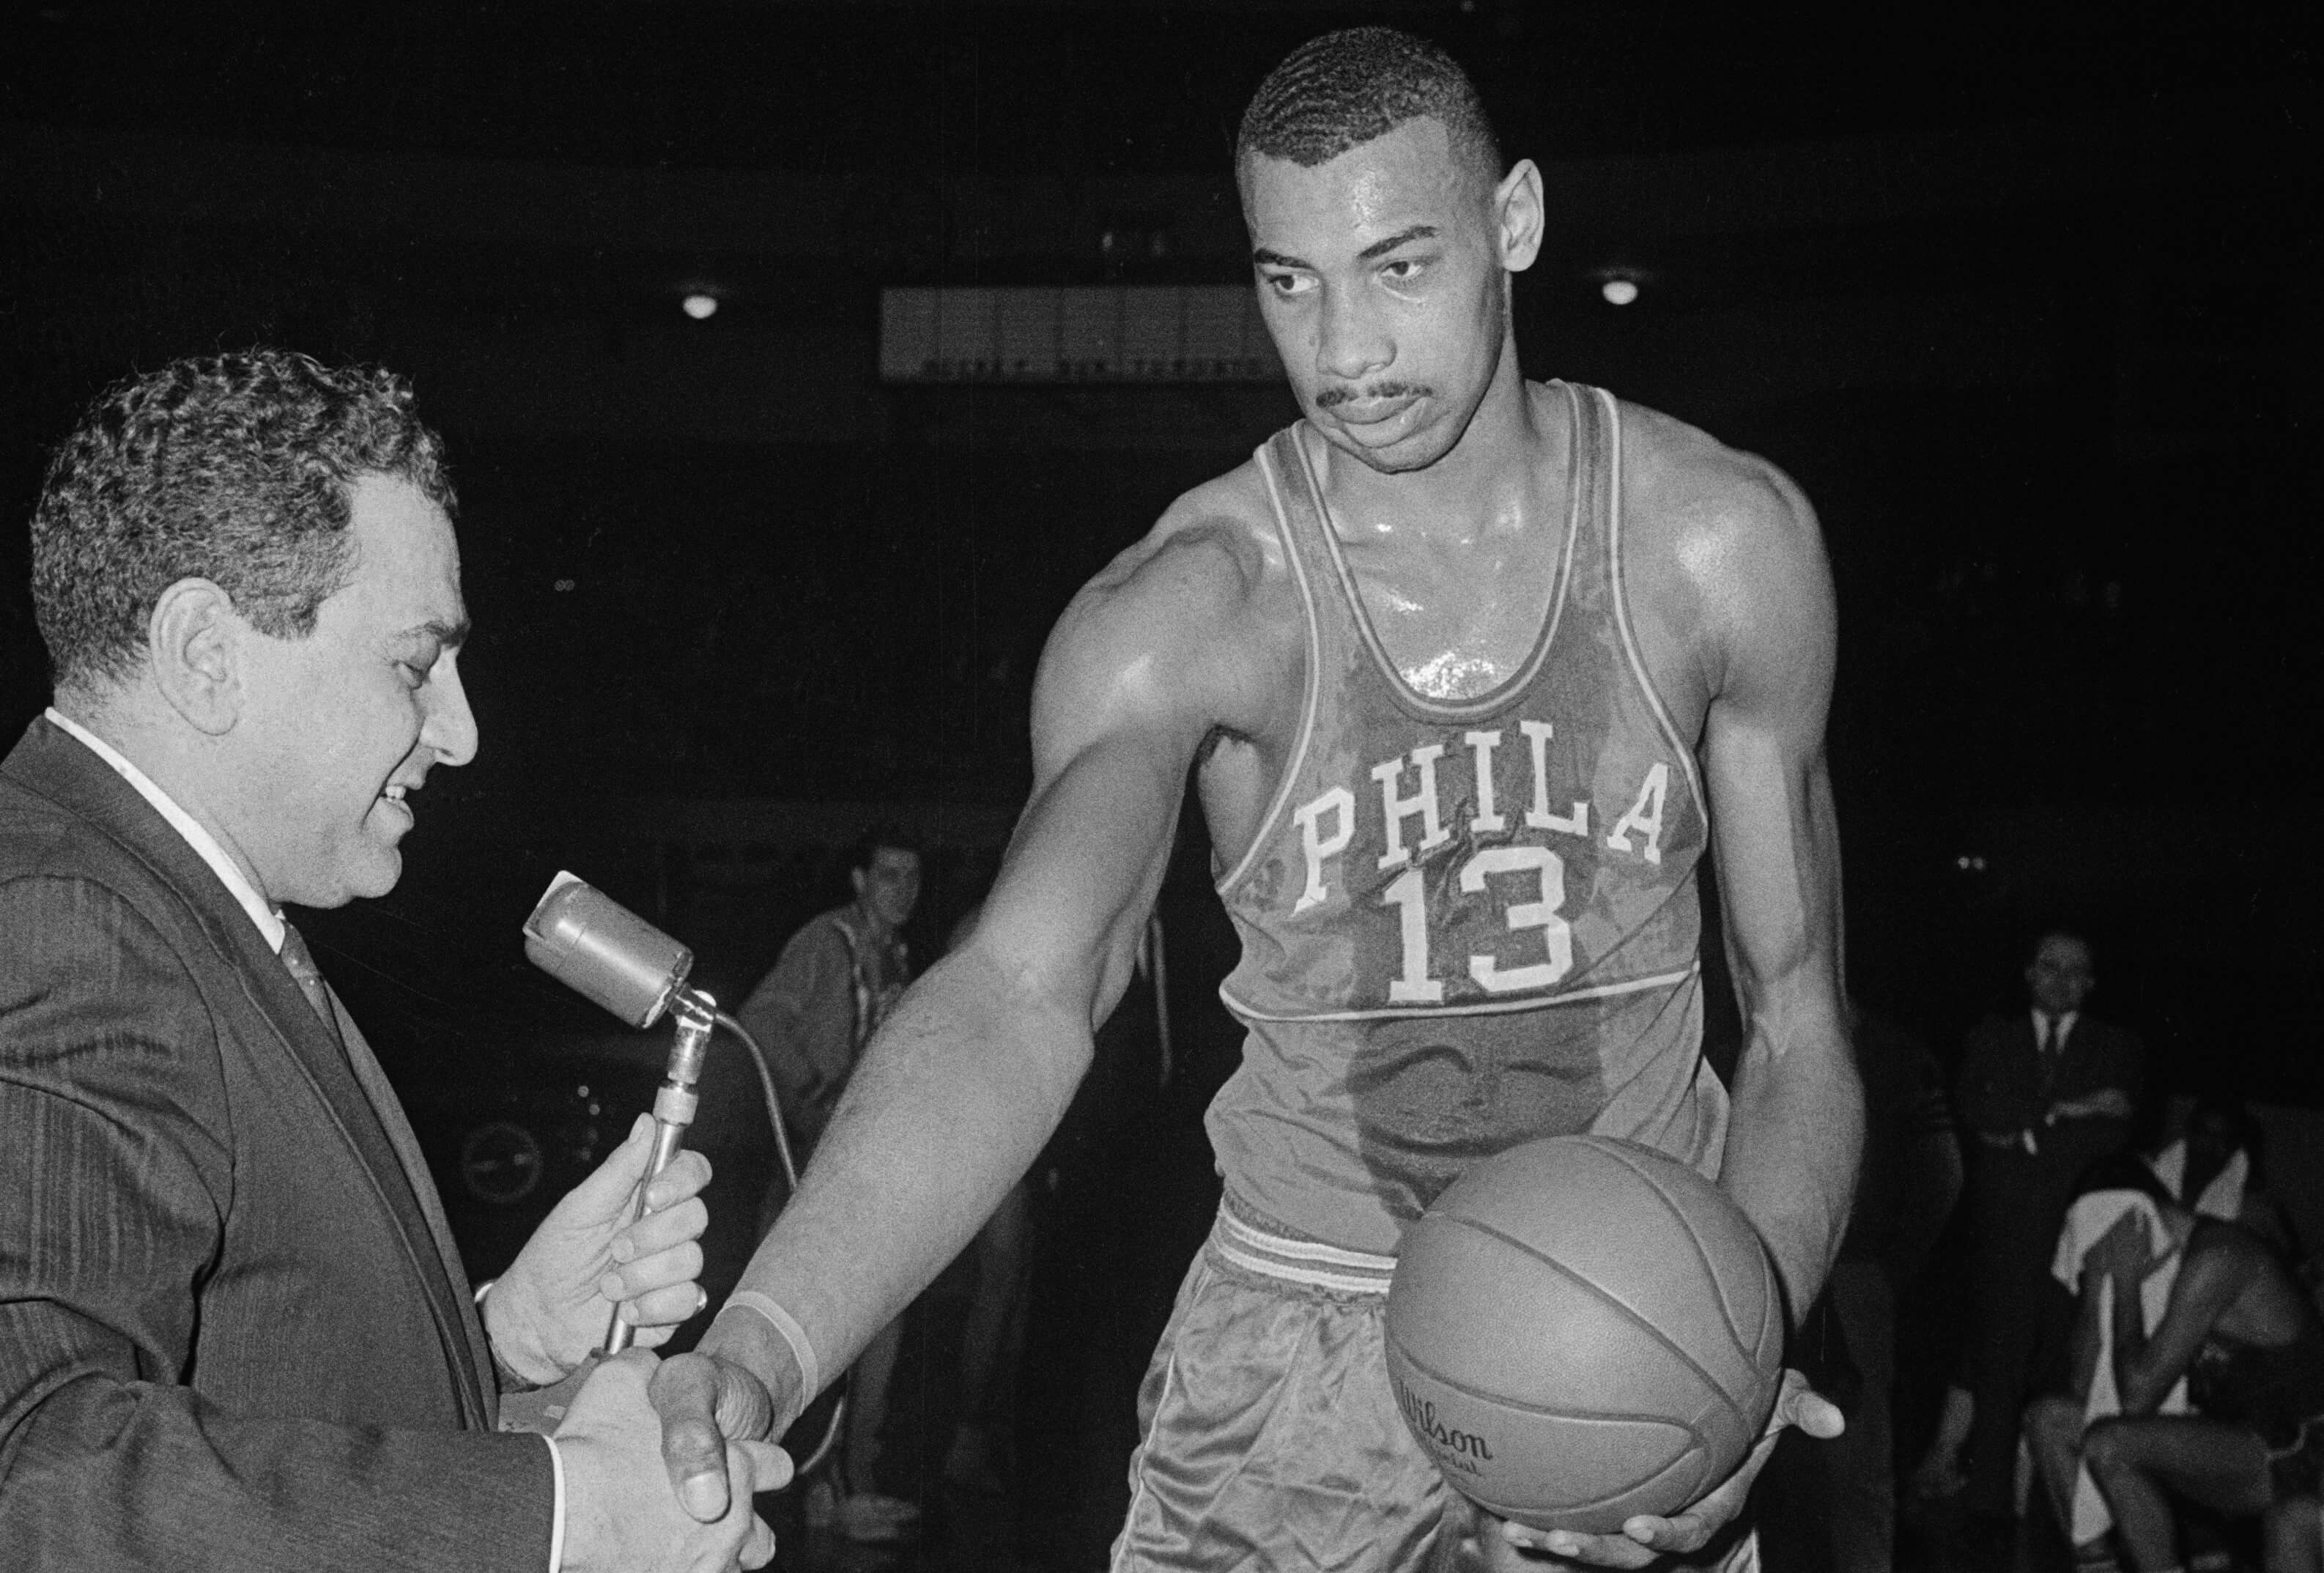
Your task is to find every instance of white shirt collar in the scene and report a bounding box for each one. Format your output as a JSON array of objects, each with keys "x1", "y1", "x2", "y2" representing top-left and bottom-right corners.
[
  {"x1": 46, "y1": 707, "x2": 286, "y2": 953},
  {"x1": 2033, "y1": 1007, "x2": 2079, "y2": 1043}
]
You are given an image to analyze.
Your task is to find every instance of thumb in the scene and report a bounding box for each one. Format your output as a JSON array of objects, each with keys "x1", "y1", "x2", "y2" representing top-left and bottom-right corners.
[
  {"x1": 567, "y1": 1114, "x2": 656, "y2": 1215},
  {"x1": 651, "y1": 1351, "x2": 738, "y2": 1522}
]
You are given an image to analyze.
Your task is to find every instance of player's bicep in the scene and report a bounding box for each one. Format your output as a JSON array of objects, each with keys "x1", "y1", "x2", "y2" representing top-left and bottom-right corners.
[
  {"x1": 972, "y1": 533, "x2": 1243, "y2": 1028},
  {"x1": 1698, "y1": 475, "x2": 1840, "y2": 1007}
]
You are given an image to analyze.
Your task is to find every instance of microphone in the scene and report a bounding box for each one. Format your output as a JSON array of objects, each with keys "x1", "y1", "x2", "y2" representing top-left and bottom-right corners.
[
  {"x1": 524, "y1": 873, "x2": 718, "y2": 1352},
  {"x1": 522, "y1": 871, "x2": 703, "y2": 1029}
]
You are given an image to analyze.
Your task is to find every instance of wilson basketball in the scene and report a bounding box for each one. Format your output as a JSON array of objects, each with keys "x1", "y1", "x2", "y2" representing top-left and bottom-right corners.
[{"x1": 1383, "y1": 1134, "x2": 1784, "y2": 1533}]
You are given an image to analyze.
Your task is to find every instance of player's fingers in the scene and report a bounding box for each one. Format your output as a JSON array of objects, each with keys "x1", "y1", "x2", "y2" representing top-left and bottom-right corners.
[
  {"x1": 1499, "y1": 1520, "x2": 1656, "y2": 1569},
  {"x1": 648, "y1": 1352, "x2": 736, "y2": 1521},
  {"x1": 1778, "y1": 1374, "x2": 1846, "y2": 1440}
]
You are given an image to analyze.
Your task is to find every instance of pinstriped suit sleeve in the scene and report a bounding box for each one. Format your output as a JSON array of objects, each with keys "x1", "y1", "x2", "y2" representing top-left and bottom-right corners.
[{"x1": 0, "y1": 873, "x2": 550, "y2": 1572}]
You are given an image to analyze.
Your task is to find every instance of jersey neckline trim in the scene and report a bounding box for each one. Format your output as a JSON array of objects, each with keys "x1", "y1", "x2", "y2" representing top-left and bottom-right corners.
[{"x1": 1289, "y1": 379, "x2": 1585, "y2": 727}]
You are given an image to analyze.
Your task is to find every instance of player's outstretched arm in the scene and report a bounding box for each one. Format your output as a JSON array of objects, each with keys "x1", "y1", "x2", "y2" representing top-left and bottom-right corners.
[
  {"x1": 649, "y1": 517, "x2": 1265, "y2": 1517},
  {"x1": 1498, "y1": 454, "x2": 1859, "y2": 1571}
]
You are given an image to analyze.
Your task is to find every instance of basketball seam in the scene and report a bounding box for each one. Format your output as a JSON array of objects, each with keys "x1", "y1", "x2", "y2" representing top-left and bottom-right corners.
[
  {"x1": 1456, "y1": 1210, "x2": 1755, "y2": 1444},
  {"x1": 1396, "y1": 1343, "x2": 1711, "y2": 1433},
  {"x1": 1585, "y1": 1137, "x2": 1759, "y2": 1366}
]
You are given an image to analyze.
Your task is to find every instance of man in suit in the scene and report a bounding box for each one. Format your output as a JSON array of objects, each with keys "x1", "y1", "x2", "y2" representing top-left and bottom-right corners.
[
  {"x1": 1953, "y1": 929, "x2": 2144, "y2": 1532},
  {"x1": 0, "y1": 350, "x2": 785, "y2": 1570}
]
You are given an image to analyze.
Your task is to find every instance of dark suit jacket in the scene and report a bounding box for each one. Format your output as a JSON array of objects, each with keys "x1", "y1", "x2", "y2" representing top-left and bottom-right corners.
[
  {"x1": 0, "y1": 718, "x2": 551, "y2": 1570},
  {"x1": 1955, "y1": 1009, "x2": 2144, "y2": 1196}
]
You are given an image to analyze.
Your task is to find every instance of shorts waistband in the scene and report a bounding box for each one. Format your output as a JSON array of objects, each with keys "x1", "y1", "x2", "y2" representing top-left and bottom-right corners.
[{"x1": 1206, "y1": 1202, "x2": 1398, "y2": 1297}]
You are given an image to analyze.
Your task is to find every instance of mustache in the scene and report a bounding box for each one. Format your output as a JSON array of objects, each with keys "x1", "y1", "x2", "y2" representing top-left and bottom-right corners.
[{"x1": 1316, "y1": 382, "x2": 1430, "y2": 409}]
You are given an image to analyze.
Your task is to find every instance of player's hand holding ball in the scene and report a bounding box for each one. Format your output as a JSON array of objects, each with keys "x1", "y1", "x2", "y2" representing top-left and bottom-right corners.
[{"x1": 1384, "y1": 1136, "x2": 1841, "y2": 1566}]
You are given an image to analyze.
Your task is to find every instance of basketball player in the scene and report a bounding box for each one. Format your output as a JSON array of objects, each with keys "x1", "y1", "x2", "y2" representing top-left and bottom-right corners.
[{"x1": 655, "y1": 27, "x2": 1860, "y2": 1570}]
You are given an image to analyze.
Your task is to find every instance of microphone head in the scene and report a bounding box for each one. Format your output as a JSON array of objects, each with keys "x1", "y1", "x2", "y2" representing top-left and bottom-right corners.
[{"x1": 523, "y1": 873, "x2": 694, "y2": 1028}]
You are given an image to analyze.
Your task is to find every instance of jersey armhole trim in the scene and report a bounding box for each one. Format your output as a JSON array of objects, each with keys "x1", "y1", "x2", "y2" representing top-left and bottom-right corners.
[
  {"x1": 1602, "y1": 387, "x2": 1710, "y2": 811},
  {"x1": 1215, "y1": 434, "x2": 1327, "y2": 897}
]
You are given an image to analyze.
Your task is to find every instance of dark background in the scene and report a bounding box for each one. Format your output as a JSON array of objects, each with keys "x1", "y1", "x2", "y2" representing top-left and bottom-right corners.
[{"x1": 2, "y1": 0, "x2": 2315, "y2": 1254}]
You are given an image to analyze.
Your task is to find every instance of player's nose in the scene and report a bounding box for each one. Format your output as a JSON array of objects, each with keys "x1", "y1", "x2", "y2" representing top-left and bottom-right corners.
[{"x1": 1317, "y1": 286, "x2": 1390, "y2": 380}]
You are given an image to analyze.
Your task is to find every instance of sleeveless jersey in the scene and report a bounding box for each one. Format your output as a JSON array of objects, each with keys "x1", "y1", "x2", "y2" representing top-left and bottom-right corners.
[{"x1": 1207, "y1": 381, "x2": 1723, "y2": 1256}]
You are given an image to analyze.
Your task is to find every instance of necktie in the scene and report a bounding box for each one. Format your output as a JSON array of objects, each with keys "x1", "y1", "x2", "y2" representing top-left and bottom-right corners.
[
  {"x1": 279, "y1": 922, "x2": 345, "y2": 1047},
  {"x1": 2040, "y1": 1017, "x2": 2060, "y2": 1059}
]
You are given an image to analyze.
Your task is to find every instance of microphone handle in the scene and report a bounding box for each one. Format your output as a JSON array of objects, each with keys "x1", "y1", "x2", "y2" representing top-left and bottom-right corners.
[{"x1": 603, "y1": 1110, "x2": 692, "y2": 1353}]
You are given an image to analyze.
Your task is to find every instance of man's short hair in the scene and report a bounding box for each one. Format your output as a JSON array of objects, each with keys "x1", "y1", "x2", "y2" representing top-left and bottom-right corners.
[
  {"x1": 1236, "y1": 26, "x2": 1503, "y2": 193},
  {"x1": 30, "y1": 349, "x2": 455, "y2": 692},
  {"x1": 2028, "y1": 928, "x2": 2094, "y2": 966},
  {"x1": 848, "y1": 825, "x2": 923, "y2": 876}
]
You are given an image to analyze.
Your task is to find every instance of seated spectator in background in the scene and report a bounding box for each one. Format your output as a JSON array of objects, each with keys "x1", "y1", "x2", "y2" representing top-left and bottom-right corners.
[
  {"x1": 2029, "y1": 1158, "x2": 2324, "y2": 1573},
  {"x1": 2150, "y1": 1095, "x2": 2303, "y2": 1264},
  {"x1": 1955, "y1": 930, "x2": 2145, "y2": 1531}
]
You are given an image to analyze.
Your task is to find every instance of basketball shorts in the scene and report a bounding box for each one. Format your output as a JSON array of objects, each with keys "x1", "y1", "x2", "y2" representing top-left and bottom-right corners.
[{"x1": 1108, "y1": 1199, "x2": 1758, "y2": 1573}]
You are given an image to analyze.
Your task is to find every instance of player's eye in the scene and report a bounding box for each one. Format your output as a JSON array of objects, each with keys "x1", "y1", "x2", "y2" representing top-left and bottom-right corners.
[{"x1": 1263, "y1": 271, "x2": 1317, "y2": 297}]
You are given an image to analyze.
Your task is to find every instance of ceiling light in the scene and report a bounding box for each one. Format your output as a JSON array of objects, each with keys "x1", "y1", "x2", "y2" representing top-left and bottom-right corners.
[
  {"x1": 1601, "y1": 278, "x2": 1639, "y2": 306},
  {"x1": 681, "y1": 292, "x2": 719, "y2": 320}
]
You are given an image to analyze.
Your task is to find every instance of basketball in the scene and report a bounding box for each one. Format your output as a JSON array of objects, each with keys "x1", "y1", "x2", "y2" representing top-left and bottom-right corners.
[{"x1": 1383, "y1": 1134, "x2": 1784, "y2": 1533}]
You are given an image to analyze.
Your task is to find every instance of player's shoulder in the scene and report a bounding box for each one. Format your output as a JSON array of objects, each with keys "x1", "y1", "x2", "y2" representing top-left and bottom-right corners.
[
  {"x1": 1054, "y1": 453, "x2": 1287, "y2": 654},
  {"x1": 1615, "y1": 396, "x2": 1820, "y2": 566},
  {"x1": 1611, "y1": 395, "x2": 1833, "y2": 673},
  {"x1": 1032, "y1": 451, "x2": 1297, "y2": 752}
]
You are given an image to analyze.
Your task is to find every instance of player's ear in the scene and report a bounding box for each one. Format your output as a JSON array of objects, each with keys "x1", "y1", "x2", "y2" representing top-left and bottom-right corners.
[
  {"x1": 147, "y1": 577, "x2": 245, "y2": 737},
  {"x1": 1492, "y1": 159, "x2": 1544, "y2": 274}
]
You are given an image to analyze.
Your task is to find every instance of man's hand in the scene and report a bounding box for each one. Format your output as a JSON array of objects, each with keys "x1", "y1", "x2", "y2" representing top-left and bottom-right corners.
[
  {"x1": 555, "y1": 1351, "x2": 789, "y2": 1573},
  {"x1": 1487, "y1": 1369, "x2": 1842, "y2": 1568},
  {"x1": 648, "y1": 1343, "x2": 791, "y2": 1522},
  {"x1": 488, "y1": 1114, "x2": 713, "y2": 1385}
]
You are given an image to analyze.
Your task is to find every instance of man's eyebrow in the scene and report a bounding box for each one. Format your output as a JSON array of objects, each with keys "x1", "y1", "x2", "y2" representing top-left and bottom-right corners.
[
  {"x1": 404, "y1": 616, "x2": 471, "y2": 650},
  {"x1": 1251, "y1": 246, "x2": 1309, "y2": 270},
  {"x1": 1358, "y1": 224, "x2": 1438, "y2": 261}
]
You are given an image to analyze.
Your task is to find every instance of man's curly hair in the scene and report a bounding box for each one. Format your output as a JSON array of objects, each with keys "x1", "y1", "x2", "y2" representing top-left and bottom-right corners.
[
  {"x1": 30, "y1": 349, "x2": 455, "y2": 692},
  {"x1": 1236, "y1": 26, "x2": 1503, "y2": 193}
]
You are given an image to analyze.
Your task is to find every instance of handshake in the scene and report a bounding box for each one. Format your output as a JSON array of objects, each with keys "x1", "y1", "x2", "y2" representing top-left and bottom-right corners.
[{"x1": 484, "y1": 1114, "x2": 793, "y2": 1573}]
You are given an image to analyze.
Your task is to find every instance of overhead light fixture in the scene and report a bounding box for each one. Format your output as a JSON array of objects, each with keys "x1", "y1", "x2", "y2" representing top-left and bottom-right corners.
[
  {"x1": 1600, "y1": 278, "x2": 1640, "y2": 306},
  {"x1": 681, "y1": 292, "x2": 719, "y2": 321}
]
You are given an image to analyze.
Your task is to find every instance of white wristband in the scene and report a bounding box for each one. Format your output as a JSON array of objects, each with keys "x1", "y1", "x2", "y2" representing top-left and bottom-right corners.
[{"x1": 725, "y1": 1290, "x2": 821, "y2": 1403}]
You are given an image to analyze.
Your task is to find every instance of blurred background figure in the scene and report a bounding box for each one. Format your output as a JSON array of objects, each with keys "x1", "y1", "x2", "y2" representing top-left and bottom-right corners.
[
  {"x1": 736, "y1": 827, "x2": 925, "y2": 1543},
  {"x1": 2151, "y1": 1095, "x2": 2304, "y2": 1264},
  {"x1": 2027, "y1": 1159, "x2": 2324, "y2": 1573},
  {"x1": 1950, "y1": 930, "x2": 2146, "y2": 1544}
]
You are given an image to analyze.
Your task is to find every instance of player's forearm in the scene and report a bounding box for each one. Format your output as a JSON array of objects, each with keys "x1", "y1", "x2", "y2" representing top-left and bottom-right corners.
[
  {"x1": 706, "y1": 950, "x2": 1089, "y2": 1429},
  {"x1": 1719, "y1": 1002, "x2": 1862, "y2": 1325}
]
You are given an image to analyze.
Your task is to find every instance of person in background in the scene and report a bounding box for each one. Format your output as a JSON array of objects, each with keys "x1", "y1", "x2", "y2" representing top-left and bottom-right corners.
[
  {"x1": 2027, "y1": 1159, "x2": 2324, "y2": 1573},
  {"x1": 1953, "y1": 930, "x2": 2144, "y2": 1539}
]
